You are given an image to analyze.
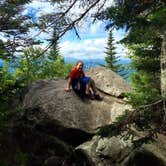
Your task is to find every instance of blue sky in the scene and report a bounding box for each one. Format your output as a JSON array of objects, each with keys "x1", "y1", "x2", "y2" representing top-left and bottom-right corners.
[{"x1": 24, "y1": 0, "x2": 129, "y2": 60}]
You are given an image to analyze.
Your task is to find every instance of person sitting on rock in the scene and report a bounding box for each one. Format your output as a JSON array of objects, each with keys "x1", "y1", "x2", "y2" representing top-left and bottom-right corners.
[{"x1": 65, "y1": 60, "x2": 102, "y2": 100}]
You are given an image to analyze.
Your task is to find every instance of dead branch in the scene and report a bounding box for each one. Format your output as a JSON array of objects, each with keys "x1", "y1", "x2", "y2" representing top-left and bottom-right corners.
[{"x1": 138, "y1": 99, "x2": 163, "y2": 109}]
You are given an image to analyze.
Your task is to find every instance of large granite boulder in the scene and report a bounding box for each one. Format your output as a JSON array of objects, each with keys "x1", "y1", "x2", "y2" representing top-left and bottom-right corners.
[
  {"x1": 23, "y1": 67, "x2": 132, "y2": 133},
  {"x1": 3, "y1": 67, "x2": 165, "y2": 166},
  {"x1": 0, "y1": 108, "x2": 93, "y2": 166}
]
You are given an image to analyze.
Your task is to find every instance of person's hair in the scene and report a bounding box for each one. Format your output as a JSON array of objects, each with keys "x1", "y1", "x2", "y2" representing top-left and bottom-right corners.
[
  {"x1": 72, "y1": 60, "x2": 84, "y2": 70},
  {"x1": 75, "y1": 60, "x2": 84, "y2": 66}
]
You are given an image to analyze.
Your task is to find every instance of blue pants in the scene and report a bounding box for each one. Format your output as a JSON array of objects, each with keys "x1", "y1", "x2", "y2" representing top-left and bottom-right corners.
[
  {"x1": 71, "y1": 77, "x2": 91, "y2": 98},
  {"x1": 81, "y1": 77, "x2": 91, "y2": 85}
]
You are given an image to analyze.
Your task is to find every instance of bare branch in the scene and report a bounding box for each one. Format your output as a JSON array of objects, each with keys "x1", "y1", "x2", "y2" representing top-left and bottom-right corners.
[
  {"x1": 39, "y1": 0, "x2": 103, "y2": 56},
  {"x1": 73, "y1": 26, "x2": 81, "y2": 39},
  {"x1": 138, "y1": 99, "x2": 163, "y2": 109},
  {"x1": 92, "y1": 0, "x2": 107, "y2": 23}
]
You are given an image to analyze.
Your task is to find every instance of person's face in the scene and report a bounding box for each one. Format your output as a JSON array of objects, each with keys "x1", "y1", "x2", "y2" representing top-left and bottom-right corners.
[{"x1": 76, "y1": 62, "x2": 83, "y2": 71}]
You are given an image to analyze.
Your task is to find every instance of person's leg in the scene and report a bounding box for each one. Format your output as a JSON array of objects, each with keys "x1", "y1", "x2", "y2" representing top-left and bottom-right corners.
[
  {"x1": 82, "y1": 77, "x2": 102, "y2": 100},
  {"x1": 89, "y1": 78, "x2": 103, "y2": 100},
  {"x1": 81, "y1": 77, "x2": 93, "y2": 98},
  {"x1": 89, "y1": 78, "x2": 97, "y2": 95},
  {"x1": 85, "y1": 82, "x2": 95, "y2": 99},
  {"x1": 85, "y1": 82, "x2": 91, "y2": 95}
]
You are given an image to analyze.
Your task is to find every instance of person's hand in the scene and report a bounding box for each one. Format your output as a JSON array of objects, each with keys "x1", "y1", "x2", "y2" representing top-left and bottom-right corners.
[{"x1": 64, "y1": 87, "x2": 71, "y2": 92}]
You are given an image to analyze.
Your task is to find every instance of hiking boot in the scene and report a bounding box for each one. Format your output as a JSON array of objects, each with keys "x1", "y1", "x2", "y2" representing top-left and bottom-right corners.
[
  {"x1": 85, "y1": 93, "x2": 95, "y2": 100},
  {"x1": 94, "y1": 94, "x2": 103, "y2": 101}
]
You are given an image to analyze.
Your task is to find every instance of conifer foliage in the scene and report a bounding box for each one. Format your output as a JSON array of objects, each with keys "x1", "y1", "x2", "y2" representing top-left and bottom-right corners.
[
  {"x1": 105, "y1": 29, "x2": 119, "y2": 72},
  {"x1": 105, "y1": 29, "x2": 128, "y2": 78},
  {"x1": 99, "y1": 0, "x2": 166, "y2": 133},
  {"x1": 0, "y1": 0, "x2": 34, "y2": 59}
]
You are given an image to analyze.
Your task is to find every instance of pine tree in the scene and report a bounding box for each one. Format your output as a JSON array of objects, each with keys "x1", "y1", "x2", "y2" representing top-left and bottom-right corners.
[
  {"x1": 48, "y1": 27, "x2": 61, "y2": 61},
  {"x1": 103, "y1": 0, "x2": 165, "y2": 106},
  {"x1": 0, "y1": 0, "x2": 34, "y2": 59},
  {"x1": 105, "y1": 30, "x2": 119, "y2": 72},
  {"x1": 47, "y1": 26, "x2": 65, "y2": 65}
]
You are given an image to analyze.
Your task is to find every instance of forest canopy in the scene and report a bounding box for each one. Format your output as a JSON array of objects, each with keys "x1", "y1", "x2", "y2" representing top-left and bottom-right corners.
[{"x1": 0, "y1": 0, "x2": 166, "y2": 131}]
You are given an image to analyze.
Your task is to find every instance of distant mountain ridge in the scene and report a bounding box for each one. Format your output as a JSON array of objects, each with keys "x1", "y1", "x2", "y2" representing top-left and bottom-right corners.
[
  {"x1": 0, "y1": 57, "x2": 132, "y2": 80},
  {"x1": 64, "y1": 57, "x2": 131, "y2": 70},
  {"x1": 64, "y1": 57, "x2": 132, "y2": 81}
]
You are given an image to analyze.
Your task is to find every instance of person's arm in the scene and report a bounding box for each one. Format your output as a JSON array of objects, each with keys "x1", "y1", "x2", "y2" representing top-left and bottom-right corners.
[
  {"x1": 65, "y1": 67, "x2": 77, "y2": 92},
  {"x1": 65, "y1": 77, "x2": 72, "y2": 92}
]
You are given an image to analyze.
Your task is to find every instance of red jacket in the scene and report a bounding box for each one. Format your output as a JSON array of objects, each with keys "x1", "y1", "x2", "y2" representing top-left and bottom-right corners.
[{"x1": 69, "y1": 67, "x2": 85, "y2": 80}]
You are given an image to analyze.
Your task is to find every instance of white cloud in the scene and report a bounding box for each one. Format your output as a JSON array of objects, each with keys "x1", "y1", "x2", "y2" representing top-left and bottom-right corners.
[
  {"x1": 24, "y1": 0, "x2": 129, "y2": 60},
  {"x1": 60, "y1": 38, "x2": 107, "y2": 59},
  {"x1": 89, "y1": 21, "x2": 104, "y2": 35},
  {"x1": 24, "y1": 0, "x2": 56, "y2": 18}
]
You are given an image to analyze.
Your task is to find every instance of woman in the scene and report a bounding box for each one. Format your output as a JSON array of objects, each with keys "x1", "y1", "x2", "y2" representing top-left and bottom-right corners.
[{"x1": 65, "y1": 60, "x2": 101, "y2": 100}]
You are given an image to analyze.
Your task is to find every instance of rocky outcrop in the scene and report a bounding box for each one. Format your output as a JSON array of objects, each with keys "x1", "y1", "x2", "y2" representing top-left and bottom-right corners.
[
  {"x1": 1, "y1": 67, "x2": 166, "y2": 166},
  {"x1": 23, "y1": 67, "x2": 132, "y2": 133},
  {"x1": 0, "y1": 108, "x2": 93, "y2": 166},
  {"x1": 76, "y1": 132, "x2": 166, "y2": 166}
]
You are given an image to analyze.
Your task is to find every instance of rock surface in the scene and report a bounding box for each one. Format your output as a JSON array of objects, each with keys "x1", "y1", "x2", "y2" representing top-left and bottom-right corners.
[
  {"x1": 86, "y1": 67, "x2": 132, "y2": 97},
  {"x1": 1, "y1": 67, "x2": 166, "y2": 166},
  {"x1": 0, "y1": 108, "x2": 93, "y2": 166},
  {"x1": 76, "y1": 133, "x2": 166, "y2": 166},
  {"x1": 23, "y1": 67, "x2": 132, "y2": 133}
]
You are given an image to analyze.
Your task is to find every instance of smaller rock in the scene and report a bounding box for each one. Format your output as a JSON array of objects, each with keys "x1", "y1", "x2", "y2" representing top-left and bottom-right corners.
[
  {"x1": 86, "y1": 67, "x2": 133, "y2": 97},
  {"x1": 76, "y1": 133, "x2": 166, "y2": 166}
]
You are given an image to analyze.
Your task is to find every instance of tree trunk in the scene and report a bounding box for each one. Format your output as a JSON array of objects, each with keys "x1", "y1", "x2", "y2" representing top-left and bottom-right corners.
[
  {"x1": 160, "y1": 31, "x2": 166, "y2": 129},
  {"x1": 161, "y1": 31, "x2": 166, "y2": 98}
]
